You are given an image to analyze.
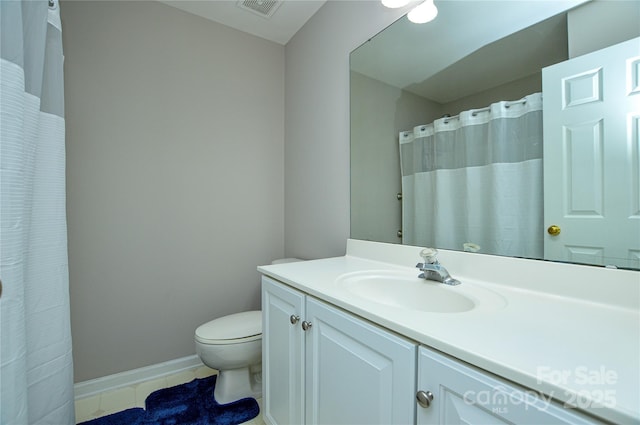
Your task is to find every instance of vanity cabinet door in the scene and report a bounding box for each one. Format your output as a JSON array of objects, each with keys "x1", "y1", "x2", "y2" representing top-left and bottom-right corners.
[
  {"x1": 262, "y1": 276, "x2": 306, "y2": 425},
  {"x1": 262, "y1": 276, "x2": 417, "y2": 425},
  {"x1": 304, "y1": 297, "x2": 417, "y2": 425},
  {"x1": 416, "y1": 347, "x2": 600, "y2": 425}
]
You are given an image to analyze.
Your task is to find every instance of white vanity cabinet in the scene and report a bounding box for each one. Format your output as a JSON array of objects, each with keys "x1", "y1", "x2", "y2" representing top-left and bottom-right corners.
[
  {"x1": 261, "y1": 276, "x2": 417, "y2": 425},
  {"x1": 262, "y1": 276, "x2": 604, "y2": 425},
  {"x1": 416, "y1": 347, "x2": 601, "y2": 425}
]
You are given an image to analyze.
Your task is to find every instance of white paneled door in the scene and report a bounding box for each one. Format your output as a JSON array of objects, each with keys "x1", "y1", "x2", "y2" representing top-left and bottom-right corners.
[{"x1": 542, "y1": 37, "x2": 640, "y2": 269}]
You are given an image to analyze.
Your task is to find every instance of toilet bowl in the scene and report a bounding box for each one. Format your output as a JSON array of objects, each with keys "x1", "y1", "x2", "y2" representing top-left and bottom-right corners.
[
  {"x1": 195, "y1": 310, "x2": 263, "y2": 404},
  {"x1": 195, "y1": 258, "x2": 303, "y2": 404}
]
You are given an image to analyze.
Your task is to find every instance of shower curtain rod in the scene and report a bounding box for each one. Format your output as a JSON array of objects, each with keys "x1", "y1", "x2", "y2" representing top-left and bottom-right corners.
[{"x1": 443, "y1": 95, "x2": 533, "y2": 122}]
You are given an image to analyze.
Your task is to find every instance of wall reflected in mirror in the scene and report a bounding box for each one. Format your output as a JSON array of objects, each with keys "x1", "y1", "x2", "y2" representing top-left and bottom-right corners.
[{"x1": 350, "y1": 0, "x2": 640, "y2": 270}]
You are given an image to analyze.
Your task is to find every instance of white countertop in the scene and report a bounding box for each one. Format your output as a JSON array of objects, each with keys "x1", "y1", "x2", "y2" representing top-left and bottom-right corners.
[{"x1": 258, "y1": 239, "x2": 640, "y2": 425}]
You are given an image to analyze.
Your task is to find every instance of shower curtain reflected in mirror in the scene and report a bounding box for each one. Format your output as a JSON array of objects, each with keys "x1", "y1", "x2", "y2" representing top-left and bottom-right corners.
[
  {"x1": 1, "y1": 1, "x2": 75, "y2": 423},
  {"x1": 400, "y1": 93, "x2": 544, "y2": 259}
]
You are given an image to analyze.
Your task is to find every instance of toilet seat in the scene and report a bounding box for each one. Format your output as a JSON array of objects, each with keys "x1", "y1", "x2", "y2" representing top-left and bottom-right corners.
[{"x1": 195, "y1": 310, "x2": 261, "y2": 345}]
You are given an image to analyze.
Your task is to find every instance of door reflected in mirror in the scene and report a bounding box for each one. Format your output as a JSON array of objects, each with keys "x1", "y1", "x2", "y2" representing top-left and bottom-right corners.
[{"x1": 350, "y1": 0, "x2": 640, "y2": 270}]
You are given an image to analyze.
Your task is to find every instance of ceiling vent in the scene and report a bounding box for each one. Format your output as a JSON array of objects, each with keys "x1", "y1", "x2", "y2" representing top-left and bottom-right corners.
[{"x1": 236, "y1": 0, "x2": 282, "y2": 19}]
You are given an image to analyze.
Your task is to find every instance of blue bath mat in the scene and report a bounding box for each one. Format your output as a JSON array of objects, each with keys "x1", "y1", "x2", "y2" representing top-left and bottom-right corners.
[{"x1": 79, "y1": 375, "x2": 259, "y2": 425}]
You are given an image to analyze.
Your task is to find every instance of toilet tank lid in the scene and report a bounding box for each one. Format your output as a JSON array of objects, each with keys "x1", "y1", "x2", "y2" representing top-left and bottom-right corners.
[{"x1": 195, "y1": 310, "x2": 261, "y2": 341}]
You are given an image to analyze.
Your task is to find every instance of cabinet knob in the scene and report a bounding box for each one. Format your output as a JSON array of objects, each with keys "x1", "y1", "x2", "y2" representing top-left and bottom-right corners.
[
  {"x1": 290, "y1": 315, "x2": 300, "y2": 325},
  {"x1": 301, "y1": 321, "x2": 312, "y2": 331},
  {"x1": 416, "y1": 390, "x2": 434, "y2": 408}
]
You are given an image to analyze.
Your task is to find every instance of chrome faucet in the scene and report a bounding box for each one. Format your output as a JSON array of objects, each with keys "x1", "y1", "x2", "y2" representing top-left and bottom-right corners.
[{"x1": 416, "y1": 248, "x2": 461, "y2": 286}]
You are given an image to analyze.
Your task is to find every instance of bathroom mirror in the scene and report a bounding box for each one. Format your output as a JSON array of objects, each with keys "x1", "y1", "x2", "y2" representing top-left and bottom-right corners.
[{"x1": 350, "y1": 0, "x2": 640, "y2": 270}]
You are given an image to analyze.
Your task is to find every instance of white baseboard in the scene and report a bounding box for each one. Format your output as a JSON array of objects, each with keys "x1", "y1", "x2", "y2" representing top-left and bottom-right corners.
[{"x1": 74, "y1": 355, "x2": 205, "y2": 400}]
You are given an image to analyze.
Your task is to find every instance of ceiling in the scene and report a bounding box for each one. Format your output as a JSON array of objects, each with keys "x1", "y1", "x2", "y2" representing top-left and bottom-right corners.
[{"x1": 159, "y1": 0, "x2": 326, "y2": 45}]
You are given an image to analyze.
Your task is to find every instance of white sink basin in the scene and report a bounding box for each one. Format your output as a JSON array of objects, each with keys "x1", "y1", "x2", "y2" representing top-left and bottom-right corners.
[{"x1": 335, "y1": 270, "x2": 507, "y2": 313}]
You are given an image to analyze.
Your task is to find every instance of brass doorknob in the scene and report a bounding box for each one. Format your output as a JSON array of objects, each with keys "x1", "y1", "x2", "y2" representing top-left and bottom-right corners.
[{"x1": 547, "y1": 225, "x2": 561, "y2": 236}]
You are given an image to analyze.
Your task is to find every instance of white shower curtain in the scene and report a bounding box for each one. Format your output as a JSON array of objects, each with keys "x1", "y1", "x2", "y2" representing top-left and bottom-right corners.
[
  {"x1": 1, "y1": 1, "x2": 75, "y2": 424},
  {"x1": 400, "y1": 93, "x2": 543, "y2": 259}
]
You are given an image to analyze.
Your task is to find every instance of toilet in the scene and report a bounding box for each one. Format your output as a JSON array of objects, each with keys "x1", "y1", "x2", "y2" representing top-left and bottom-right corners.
[{"x1": 195, "y1": 258, "x2": 302, "y2": 404}]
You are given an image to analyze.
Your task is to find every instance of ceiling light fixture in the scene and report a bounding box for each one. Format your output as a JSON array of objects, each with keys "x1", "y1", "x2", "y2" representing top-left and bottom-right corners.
[
  {"x1": 381, "y1": 0, "x2": 438, "y2": 24},
  {"x1": 381, "y1": 0, "x2": 411, "y2": 8},
  {"x1": 407, "y1": 0, "x2": 438, "y2": 24}
]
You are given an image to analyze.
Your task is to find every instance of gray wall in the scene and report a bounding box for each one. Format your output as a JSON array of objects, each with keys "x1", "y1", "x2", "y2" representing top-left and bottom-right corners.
[
  {"x1": 284, "y1": 1, "x2": 407, "y2": 260},
  {"x1": 567, "y1": 0, "x2": 640, "y2": 58},
  {"x1": 62, "y1": 1, "x2": 285, "y2": 382}
]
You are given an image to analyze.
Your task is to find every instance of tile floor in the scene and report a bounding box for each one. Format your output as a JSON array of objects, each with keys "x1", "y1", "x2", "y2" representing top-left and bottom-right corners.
[{"x1": 75, "y1": 365, "x2": 265, "y2": 425}]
